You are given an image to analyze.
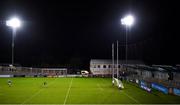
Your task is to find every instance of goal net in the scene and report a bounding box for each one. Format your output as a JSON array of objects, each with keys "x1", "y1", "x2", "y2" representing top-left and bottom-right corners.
[{"x1": 112, "y1": 78, "x2": 124, "y2": 89}]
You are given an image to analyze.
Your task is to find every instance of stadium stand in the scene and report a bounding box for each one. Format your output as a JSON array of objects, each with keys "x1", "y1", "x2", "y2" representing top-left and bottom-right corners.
[{"x1": 0, "y1": 64, "x2": 67, "y2": 77}]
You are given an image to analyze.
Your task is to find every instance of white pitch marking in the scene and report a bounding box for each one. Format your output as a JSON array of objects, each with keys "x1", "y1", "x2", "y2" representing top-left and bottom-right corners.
[{"x1": 63, "y1": 78, "x2": 73, "y2": 105}]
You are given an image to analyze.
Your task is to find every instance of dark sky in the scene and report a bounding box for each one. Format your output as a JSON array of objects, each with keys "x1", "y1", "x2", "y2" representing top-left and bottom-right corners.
[{"x1": 0, "y1": 0, "x2": 179, "y2": 68}]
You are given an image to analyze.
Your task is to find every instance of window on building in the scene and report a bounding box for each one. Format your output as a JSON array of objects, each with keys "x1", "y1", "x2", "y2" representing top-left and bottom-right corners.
[
  {"x1": 98, "y1": 65, "x2": 100, "y2": 68},
  {"x1": 103, "y1": 65, "x2": 106, "y2": 68},
  {"x1": 108, "y1": 65, "x2": 111, "y2": 68}
]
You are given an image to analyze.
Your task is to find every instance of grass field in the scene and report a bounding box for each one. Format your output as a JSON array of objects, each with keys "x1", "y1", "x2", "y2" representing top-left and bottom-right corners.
[{"x1": 0, "y1": 77, "x2": 180, "y2": 104}]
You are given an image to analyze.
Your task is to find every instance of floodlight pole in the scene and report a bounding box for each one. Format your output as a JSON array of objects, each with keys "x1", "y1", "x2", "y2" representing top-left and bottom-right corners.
[
  {"x1": 6, "y1": 17, "x2": 21, "y2": 67},
  {"x1": 121, "y1": 15, "x2": 134, "y2": 70},
  {"x1": 125, "y1": 25, "x2": 128, "y2": 68},
  {"x1": 112, "y1": 43, "x2": 114, "y2": 79},
  {"x1": 117, "y1": 40, "x2": 119, "y2": 78},
  {"x1": 12, "y1": 28, "x2": 16, "y2": 66}
]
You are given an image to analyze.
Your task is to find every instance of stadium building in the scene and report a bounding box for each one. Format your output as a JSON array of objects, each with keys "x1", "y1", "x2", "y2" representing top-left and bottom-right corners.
[{"x1": 90, "y1": 59, "x2": 143, "y2": 77}]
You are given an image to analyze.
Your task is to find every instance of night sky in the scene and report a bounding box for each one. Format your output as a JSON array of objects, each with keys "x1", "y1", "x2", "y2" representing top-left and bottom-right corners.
[{"x1": 0, "y1": 0, "x2": 179, "y2": 68}]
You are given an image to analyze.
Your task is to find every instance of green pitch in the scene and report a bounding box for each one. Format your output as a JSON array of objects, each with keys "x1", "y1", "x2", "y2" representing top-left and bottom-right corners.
[{"x1": 0, "y1": 77, "x2": 180, "y2": 104}]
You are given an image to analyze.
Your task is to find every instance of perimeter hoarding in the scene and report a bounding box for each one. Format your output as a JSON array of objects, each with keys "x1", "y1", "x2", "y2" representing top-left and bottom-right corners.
[{"x1": 151, "y1": 83, "x2": 168, "y2": 94}]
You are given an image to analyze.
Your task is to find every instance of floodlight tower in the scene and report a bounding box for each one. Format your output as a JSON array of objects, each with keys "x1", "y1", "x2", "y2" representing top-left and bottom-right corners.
[
  {"x1": 121, "y1": 15, "x2": 134, "y2": 69},
  {"x1": 6, "y1": 17, "x2": 21, "y2": 67},
  {"x1": 112, "y1": 43, "x2": 114, "y2": 80}
]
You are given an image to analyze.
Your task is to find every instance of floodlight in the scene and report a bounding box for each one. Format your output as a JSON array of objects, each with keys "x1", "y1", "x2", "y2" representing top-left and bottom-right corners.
[
  {"x1": 6, "y1": 17, "x2": 21, "y2": 28},
  {"x1": 6, "y1": 16, "x2": 22, "y2": 67},
  {"x1": 121, "y1": 15, "x2": 134, "y2": 26}
]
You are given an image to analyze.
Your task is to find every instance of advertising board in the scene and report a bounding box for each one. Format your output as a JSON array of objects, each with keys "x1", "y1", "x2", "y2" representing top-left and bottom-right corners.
[
  {"x1": 173, "y1": 88, "x2": 180, "y2": 96},
  {"x1": 151, "y1": 83, "x2": 168, "y2": 94},
  {"x1": 140, "y1": 81, "x2": 151, "y2": 92}
]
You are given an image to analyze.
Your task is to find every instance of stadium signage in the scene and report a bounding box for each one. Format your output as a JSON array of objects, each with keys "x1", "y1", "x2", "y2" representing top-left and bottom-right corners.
[
  {"x1": 151, "y1": 83, "x2": 168, "y2": 94},
  {"x1": 140, "y1": 81, "x2": 151, "y2": 92},
  {"x1": 0, "y1": 75, "x2": 11, "y2": 77},
  {"x1": 173, "y1": 88, "x2": 180, "y2": 96}
]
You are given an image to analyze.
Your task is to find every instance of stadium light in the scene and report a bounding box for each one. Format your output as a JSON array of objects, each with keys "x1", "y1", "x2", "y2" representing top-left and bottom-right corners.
[
  {"x1": 6, "y1": 17, "x2": 21, "y2": 28},
  {"x1": 121, "y1": 14, "x2": 135, "y2": 68},
  {"x1": 121, "y1": 15, "x2": 134, "y2": 26},
  {"x1": 6, "y1": 17, "x2": 22, "y2": 67}
]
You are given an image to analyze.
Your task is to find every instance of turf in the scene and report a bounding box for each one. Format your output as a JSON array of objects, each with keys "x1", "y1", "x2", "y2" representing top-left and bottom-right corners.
[{"x1": 0, "y1": 77, "x2": 180, "y2": 104}]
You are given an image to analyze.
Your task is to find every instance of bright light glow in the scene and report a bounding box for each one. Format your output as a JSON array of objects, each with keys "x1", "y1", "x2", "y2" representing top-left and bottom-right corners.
[
  {"x1": 6, "y1": 17, "x2": 21, "y2": 28},
  {"x1": 121, "y1": 15, "x2": 134, "y2": 26}
]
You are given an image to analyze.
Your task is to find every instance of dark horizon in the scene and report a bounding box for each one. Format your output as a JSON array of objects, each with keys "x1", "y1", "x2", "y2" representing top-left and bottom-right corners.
[{"x1": 0, "y1": 0, "x2": 179, "y2": 69}]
